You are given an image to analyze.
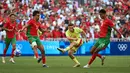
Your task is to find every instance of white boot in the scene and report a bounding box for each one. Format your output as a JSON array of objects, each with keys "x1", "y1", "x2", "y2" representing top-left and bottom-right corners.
[
  {"x1": 83, "y1": 64, "x2": 90, "y2": 68},
  {"x1": 2, "y1": 57, "x2": 5, "y2": 64},
  {"x1": 9, "y1": 58, "x2": 15, "y2": 64}
]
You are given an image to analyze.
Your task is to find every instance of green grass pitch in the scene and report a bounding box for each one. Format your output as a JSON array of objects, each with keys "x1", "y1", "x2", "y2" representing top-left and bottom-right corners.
[{"x1": 0, "y1": 56, "x2": 130, "y2": 73}]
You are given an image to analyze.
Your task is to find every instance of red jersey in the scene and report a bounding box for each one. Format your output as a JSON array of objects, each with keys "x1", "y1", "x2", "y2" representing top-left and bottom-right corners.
[
  {"x1": 99, "y1": 18, "x2": 114, "y2": 38},
  {"x1": 4, "y1": 21, "x2": 17, "y2": 38},
  {"x1": 27, "y1": 19, "x2": 42, "y2": 36}
]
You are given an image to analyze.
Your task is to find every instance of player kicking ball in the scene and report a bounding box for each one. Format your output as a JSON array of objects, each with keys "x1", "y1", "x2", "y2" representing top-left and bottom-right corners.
[
  {"x1": 83, "y1": 9, "x2": 124, "y2": 68},
  {"x1": 57, "y1": 24, "x2": 87, "y2": 67}
]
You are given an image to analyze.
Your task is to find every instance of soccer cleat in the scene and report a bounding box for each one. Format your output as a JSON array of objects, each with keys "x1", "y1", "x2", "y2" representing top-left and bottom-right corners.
[
  {"x1": 101, "y1": 56, "x2": 105, "y2": 65},
  {"x1": 34, "y1": 55, "x2": 36, "y2": 59},
  {"x1": 57, "y1": 48, "x2": 65, "y2": 53},
  {"x1": 9, "y1": 58, "x2": 15, "y2": 64},
  {"x1": 37, "y1": 57, "x2": 42, "y2": 63},
  {"x1": 83, "y1": 64, "x2": 90, "y2": 68},
  {"x1": 43, "y1": 64, "x2": 49, "y2": 68},
  {"x1": 2, "y1": 57, "x2": 5, "y2": 64},
  {"x1": 73, "y1": 63, "x2": 80, "y2": 67}
]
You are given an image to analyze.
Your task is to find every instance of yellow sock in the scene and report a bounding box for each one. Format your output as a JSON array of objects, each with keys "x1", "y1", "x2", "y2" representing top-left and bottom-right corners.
[
  {"x1": 64, "y1": 46, "x2": 70, "y2": 51},
  {"x1": 72, "y1": 57, "x2": 80, "y2": 64}
]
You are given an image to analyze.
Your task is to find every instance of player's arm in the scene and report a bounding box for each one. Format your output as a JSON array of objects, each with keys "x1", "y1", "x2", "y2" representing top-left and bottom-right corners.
[
  {"x1": 2, "y1": 23, "x2": 13, "y2": 31},
  {"x1": 66, "y1": 36, "x2": 78, "y2": 41},
  {"x1": 112, "y1": 26, "x2": 124, "y2": 38},
  {"x1": 20, "y1": 24, "x2": 29, "y2": 32},
  {"x1": 81, "y1": 30, "x2": 89, "y2": 42},
  {"x1": 76, "y1": 27, "x2": 88, "y2": 42},
  {"x1": 81, "y1": 30, "x2": 87, "y2": 38},
  {"x1": 2, "y1": 27, "x2": 12, "y2": 31},
  {"x1": 108, "y1": 20, "x2": 124, "y2": 38},
  {"x1": 39, "y1": 27, "x2": 47, "y2": 34}
]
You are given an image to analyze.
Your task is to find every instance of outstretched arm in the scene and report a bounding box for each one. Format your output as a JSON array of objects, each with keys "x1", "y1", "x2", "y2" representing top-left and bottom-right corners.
[
  {"x1": 20, "y1": 24, "x2": 29, "y2": 32},
  {"x1": 112, "y1": 26, "x2": 124, "y2": 38},
  {"x1": 39, "y1": 27, "x2": 47, "y2": 34},
  {"x1": 81, "y1": 30, "x2": 89, "y2": 42}
]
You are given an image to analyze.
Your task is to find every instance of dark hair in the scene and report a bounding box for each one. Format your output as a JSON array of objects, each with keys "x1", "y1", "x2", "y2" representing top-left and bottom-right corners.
[
  {"x1": 68, "y1": 23, "x2": 73, "y2": 26},
  {"x1": 9, "y1": 13, "x2": 17, "y2": 17},
  {"x1": 33, "y1": 10, "x2": 40, "y2": 16},
  {"x1": 99, "y1": 9, "x2": 106, "y2": 14}
]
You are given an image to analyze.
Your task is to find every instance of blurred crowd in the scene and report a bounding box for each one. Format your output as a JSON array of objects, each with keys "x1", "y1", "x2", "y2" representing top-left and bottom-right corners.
[{"x1": 0, "y1": 0, "x2": 130, "y2": 41}]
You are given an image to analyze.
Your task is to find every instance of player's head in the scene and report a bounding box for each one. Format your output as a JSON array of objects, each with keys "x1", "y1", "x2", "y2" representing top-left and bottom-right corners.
[
  {"x1": 68, "y1": 23, "x2": 74, "y2": 32},
  {"x1": 9, "y1": 13, "x2": 17, "y2": 22},
  {"x1": 99, "y1": 9, "x2": 106, "y2": 19},
  {"x1": 33, "y1": 10, "x2": 40, "y2": 21}
]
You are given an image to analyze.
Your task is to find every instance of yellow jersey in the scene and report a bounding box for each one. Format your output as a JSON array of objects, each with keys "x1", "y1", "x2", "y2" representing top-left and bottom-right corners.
[{"x1": 65, "y1": 27, "x2": 83, "y2": 42}]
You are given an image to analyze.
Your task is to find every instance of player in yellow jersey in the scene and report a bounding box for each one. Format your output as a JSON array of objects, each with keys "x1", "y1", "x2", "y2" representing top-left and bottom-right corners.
[{"x1": 57, "y1": 24, "x2": 88, "y2": 67}]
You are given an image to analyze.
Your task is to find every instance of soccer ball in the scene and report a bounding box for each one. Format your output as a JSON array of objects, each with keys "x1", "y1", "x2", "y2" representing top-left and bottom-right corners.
[{"x1": 14, "y1": 49, "x2": 21, "y2": 57}]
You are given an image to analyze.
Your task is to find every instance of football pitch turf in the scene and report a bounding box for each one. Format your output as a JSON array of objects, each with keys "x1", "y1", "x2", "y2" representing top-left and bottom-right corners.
[{"x1": 0, "y1": 56, "x2": 130, "y2": 73}]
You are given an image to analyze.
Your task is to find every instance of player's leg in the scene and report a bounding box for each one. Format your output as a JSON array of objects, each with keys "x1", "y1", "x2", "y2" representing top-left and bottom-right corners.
[
  {"x1": 84, "y1": 39, "x2": 109, "y2": 68},
  {"x1": 28, "y1": 36, "x2": 39, "y2": 59},
  {"x1": 9, "y1": 37, "x2": 16, "y2": 63},
  {"x1": 69, "y1": 39, "x2": 83, "y2": 67},
  {"x1": 2, "y1": 37, "x2": 11, "y2": 63},
  {"x1": 93, "y1": 39, "x2": 110, "y2": 65},
  {"x1": 37, "y1": 45, "x2": 48, "y2": 67},
  {"x1": 83, "y1": 39, "x2": 100, "y2": 68},
  {"x1": 57, "y1": 41, "x2": 77, "y2": 53},
  {"x1": 68, "y1": 48, "x2": 80, "y2": 67},
  {"x1": 93, "y1": 47, "x2": 106, "y2": 65},
  {"x1": 36, "y1": 37, "x2": 48, "y2": 67}
]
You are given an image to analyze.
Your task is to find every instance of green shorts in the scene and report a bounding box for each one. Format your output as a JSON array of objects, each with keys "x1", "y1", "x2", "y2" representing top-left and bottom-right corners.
[
  {"x1": 5, "y1": 37, "x2": 16, "y2": 45},
  {"x1": 27, "y1": 35, "x2": 42, "y2": 46},
  {"x1": 94, "y1": 38, "x2": 110, "y2": 50}
]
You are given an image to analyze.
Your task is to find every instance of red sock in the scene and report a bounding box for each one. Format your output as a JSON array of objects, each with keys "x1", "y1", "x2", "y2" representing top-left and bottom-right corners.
[
  {"x1": 88, "y1": 53, "x2": 97, "y2": 65},
  {"x1": 42, "y1": 56, "x2": 46, "y2": 64},
  {"x1": 11, "y1": 49, "x2": 15, "y2": 58},
  {"x1": 96, "y1": 54, "x2": 102, "y2": 59},
  {"x1": 3, "y1": 49, "x2": 7, "y2": 57},
  {"x1": 35, "y1": 52, "x2": 39, "y2": 59}
]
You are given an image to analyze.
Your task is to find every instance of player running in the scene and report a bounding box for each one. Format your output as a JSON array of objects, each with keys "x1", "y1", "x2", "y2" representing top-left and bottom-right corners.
[
  {"x1": 21, "y1": 10, "x2": 48, "y2": 67},
  {"x1": 57, "y1": 24, "x2": 88, "y2": 67},
  {"x1": 83, "y1": 9, "x2": 124, "y2": 68},
  {"x1": 2, "y1": 14, "x2": 17, "y2": 64}
]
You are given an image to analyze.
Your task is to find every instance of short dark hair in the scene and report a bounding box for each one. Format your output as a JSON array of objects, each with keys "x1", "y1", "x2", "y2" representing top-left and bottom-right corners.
[
  {"x1": 33, "y1": 10, "x2": 40, "y2": 16},
  {"x1": 68, "y1": 23, "x2": 74, "y2": 26},
  {"x1": 99, "y1": 9, "x2": 106, "y2": 14},
  {"x1": 9, "y1": 13, "x2": 17, "y2": 17}
]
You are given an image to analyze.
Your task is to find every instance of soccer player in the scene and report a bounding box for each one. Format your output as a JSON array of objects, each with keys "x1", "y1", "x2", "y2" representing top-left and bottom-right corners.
[
  {"x1": 83, "y1": 9, "x2": 124, "y2": 68},
  {"x1": 21, "y1": 10, "x2": 48, "y2": 67},
  {"x1": 2, "y1": 14, "x2": 17, "y2": 64},
  {"x1": 57, "y1": 24, "x2": 87, "y2": 67}
]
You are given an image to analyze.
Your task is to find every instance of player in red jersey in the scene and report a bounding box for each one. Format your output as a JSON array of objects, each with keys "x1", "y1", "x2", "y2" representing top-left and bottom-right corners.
[
  {"x1": 2, "y1": 14, "x2": 17, "y2": 64},
  {"x1": 21, "y1": 11, "x2": 48, "y2": 67},
  {"x1": 83, "y1": 9, "x2": 124, "y2": 68}
]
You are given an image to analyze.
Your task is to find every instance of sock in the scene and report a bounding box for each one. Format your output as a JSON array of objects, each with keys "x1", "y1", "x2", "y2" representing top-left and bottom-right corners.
[
  {"x1": 72, "y1": 57, "x2": 80, "y2": 64},
  {"x1": 3, "y1": 49, "x2": 7, "y2": 57},
  {"x1": 11, "y1": 49, "x2": 15, "y2": 58},
  {"x1": 35, "y1": 52, "x2": 39, "y2": 59},
  {"x1": 42, "y1": 56, "x2": 46, "y2": 64},
  {"x1": 88, "y1": 53, "x2": 97, "y2": 65},
  {"x1": 96, "y1": 54, "x2": 102, "y2": 59},
  {"x1": 64, "y1": 46, "x2": 71, "y2": 51}
]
